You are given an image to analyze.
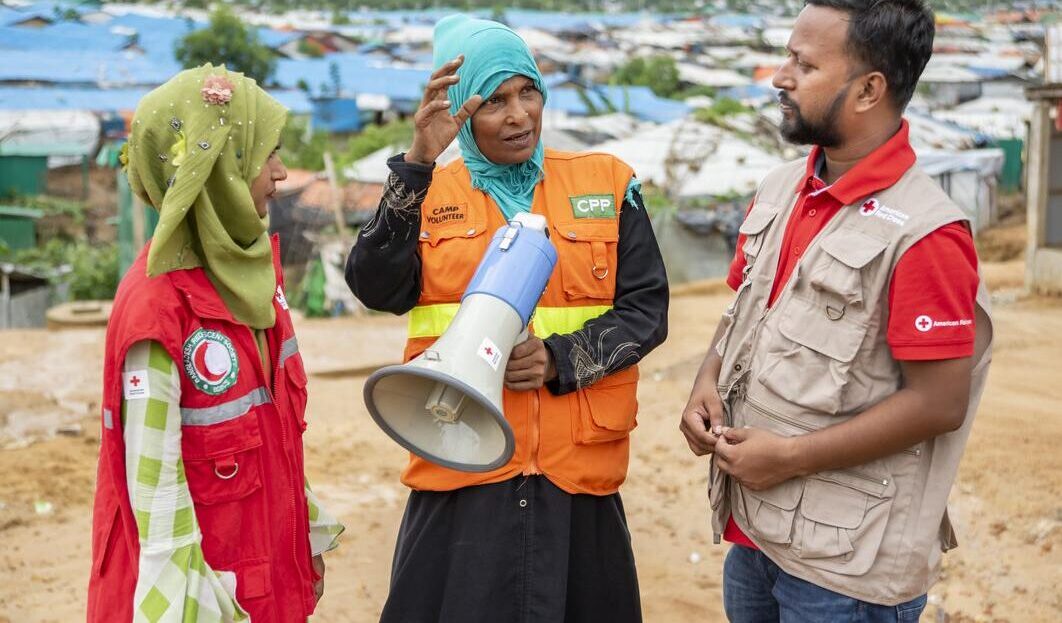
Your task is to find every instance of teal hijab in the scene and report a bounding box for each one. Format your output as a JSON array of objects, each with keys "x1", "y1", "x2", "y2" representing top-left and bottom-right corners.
[{"x1": 433, "y1": 15, "x2": 549, "y2": 220}]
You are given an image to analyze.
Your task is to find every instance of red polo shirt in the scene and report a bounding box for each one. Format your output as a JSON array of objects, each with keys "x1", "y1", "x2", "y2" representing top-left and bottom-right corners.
[{"x1": 722, "y1": 120, "x2": 979, "y2": 549}]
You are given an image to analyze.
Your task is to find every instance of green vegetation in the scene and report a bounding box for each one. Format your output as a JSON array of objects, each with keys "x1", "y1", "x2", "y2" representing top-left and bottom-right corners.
[
  {"x1": 340, "y1": 119, "x2": 415, "y2": 168},
  {"x1": 279, "y1": 119, "x2": 333, "y2": 171},
  {"x1": 175, "y1": 5, "x2": 277, "y2": 84},
  {"x1": 1, "y1": 239, "x2": 119, "y2": 301},
  {"x1": 611, "y1": 55, "x2": 681, "y2": 99},
  {"x1": 0, "y1": 194, "x2": 85, "y2": 226},
  {"x1": 297, "y1": 39, "x2": 326, "y2": 58},
  {"x1": 694, "y1": 97, "x2": 753, "y2": 126}
]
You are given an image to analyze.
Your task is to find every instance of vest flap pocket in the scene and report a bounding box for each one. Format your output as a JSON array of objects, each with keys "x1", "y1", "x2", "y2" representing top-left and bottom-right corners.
[
  {"x1": 552, "y1": 219, "x2": 619, "y2": 301},
  {"x1": 741, "y1": 477, "x2": 803, "y2": 545},
  {"x1": 778, "y1": 296, "x2": 865, "y2": 363},
  {"x1": 233, "y1": 559, "x2": 273, "y2": 601},
  {"x1": 738, "y1": 201, "x2": 781, "y2": 236},
  {"x1": 746, "y1": 478, "x2": 803, "y2": 511},
  {"x1": 819, "y1": 229, "x2": 888, "y2": 269},
  {"x1": 280, "y1": 345, "x2": 309, "y2": 433},
  {"x1": 800, "y1": 478, "x2": 868, "y2": 529},
  {"x1": 795, "y1": 473, "x2": 894, "y2": 569},
  {"x1": 419, "y1": 202, "x2": 487, "y2": 247},
  {"x1": 182, "y1": 406, "x2": 264, "y2": 460},
  {"x1": 182, "y1": 410, "x2": 264, "y2": 505},
  {"x1": 572, "y1": 365, "x2": 639, "y2": 443},
  {"x1": 552, "y1": 216, "x2": 619, "y2": 243},
  {"x1": 92, "y1": 502, "x2": 122, "y2": 576}
]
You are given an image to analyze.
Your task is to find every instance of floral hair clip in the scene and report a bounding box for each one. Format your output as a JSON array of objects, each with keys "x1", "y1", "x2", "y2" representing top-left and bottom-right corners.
[{"x1": 201, "y1": 75, "x2": 235, "y2": 105}]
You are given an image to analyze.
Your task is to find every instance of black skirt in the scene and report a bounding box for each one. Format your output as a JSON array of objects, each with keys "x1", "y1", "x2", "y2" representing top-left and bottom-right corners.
[{"x1": 380, "y1": 475, "x2": 642, "y2": 623}]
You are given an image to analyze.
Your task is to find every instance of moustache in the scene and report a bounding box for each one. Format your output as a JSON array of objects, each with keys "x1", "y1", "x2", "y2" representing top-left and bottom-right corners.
[{"x1": 778, "y1": 92, "x2": 797, "y2": 109}]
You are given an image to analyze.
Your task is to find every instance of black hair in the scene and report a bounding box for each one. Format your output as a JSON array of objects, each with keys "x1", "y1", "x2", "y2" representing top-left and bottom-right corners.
[{"x1": 805, "y1": 0, "x2": 935, "y2": 110}]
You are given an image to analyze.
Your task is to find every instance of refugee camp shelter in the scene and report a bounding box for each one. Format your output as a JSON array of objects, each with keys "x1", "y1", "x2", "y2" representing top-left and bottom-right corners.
[
  {"x1": 0, "y1": 262, "x2": 61, "y2": 329},
  {"x1": 1024, "y1": 24, "x2": 1062, "y2": 295}
]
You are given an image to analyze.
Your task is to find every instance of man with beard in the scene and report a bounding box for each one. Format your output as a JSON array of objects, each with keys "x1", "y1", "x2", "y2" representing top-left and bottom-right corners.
[{"x1": 680, "y1": 1, "x2": 993, "y2": 621}]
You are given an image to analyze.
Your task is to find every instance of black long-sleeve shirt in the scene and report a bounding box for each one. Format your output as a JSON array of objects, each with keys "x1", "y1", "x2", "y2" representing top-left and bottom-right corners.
[{"x1": 346, "y1": 154, "x2": 669, "y2": 395}]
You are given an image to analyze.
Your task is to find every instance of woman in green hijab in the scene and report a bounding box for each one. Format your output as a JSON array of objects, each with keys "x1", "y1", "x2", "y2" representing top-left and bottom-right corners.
[
  {"x1": 88, "y1": 64, "x2": 343, "y2": 622},
  {"x1": 347, "y1": 15, "x2": 668, "y2": 623}
]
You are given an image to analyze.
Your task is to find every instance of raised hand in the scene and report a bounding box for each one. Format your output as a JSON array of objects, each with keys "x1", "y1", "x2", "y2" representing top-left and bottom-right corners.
[{"x1": 405, "y1": 55, "x2": 484, "y2": 166}]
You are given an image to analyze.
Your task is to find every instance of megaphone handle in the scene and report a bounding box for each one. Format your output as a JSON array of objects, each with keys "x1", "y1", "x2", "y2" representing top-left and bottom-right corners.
[{"x1": 516, "y1": 326, "x2": 530, "y2": 344}]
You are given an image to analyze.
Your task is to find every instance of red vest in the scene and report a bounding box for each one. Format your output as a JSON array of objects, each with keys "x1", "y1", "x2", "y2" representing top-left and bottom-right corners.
[
  {"x1": 87, "y1": 236, "x2": 316, "y2": 622},
  {"x1": 401, "y1": 150, "x2": 641, "y2": 495}
]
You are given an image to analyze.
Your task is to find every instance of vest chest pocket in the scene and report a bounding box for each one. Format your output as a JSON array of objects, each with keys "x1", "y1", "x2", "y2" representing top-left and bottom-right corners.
[
  {"x1": 418, "y1": 204, "x2": 489, "y2": 299},
  {"x1": 277, "y1": 336, "x2": 308, "y2": 433},
  {"x1": 809, "y1": 229, "x2": 889, "y2": 308},
  {"x1": 181, "y1": 407, "x2": 264, "y2": 505},
  {"x1": 552, "y1": 219, "x2": 619, "y2": 302},
  {"x1": 739, "y1": 201, "x2": 782, "y2": 267},
  {"x1": 757, "y1": 230, "x2": 888, "y2": 414}
]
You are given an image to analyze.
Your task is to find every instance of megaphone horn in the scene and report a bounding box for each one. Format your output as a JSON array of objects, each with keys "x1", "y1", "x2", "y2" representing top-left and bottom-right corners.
[{"x1": 364, "y1": 212, "x2": 558, "y2": 472}]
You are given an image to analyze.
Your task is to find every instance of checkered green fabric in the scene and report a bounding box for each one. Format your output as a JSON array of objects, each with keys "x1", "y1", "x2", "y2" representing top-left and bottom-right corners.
[
  {"x1": 122, "y1": 340, "x2": 344, "y2": 620},
  {"x1": 123, "y1": 341, "x2": 248, "y2": 622},
  {"x1": 305, "y1": 478, "x2": 345, "y2": 555}
]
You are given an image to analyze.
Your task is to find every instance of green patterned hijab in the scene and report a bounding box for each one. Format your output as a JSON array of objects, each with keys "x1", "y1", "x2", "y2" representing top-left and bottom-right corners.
[{"x1": 124, "y1": 64, "x2": 287, "y2": 329}]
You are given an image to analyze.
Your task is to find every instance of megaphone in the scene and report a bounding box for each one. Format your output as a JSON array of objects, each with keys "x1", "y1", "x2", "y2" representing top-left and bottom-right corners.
[{"x1": 364, "y1": 212, "x2": 558, "y2": 472}]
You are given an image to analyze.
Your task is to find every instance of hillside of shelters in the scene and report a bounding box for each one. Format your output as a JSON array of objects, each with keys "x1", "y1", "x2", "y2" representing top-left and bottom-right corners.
[{"x1": 0, "y1": 0, "x2": 1045, "y2": 325}]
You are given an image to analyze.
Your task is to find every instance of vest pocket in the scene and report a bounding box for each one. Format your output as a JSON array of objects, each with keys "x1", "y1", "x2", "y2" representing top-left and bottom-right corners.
[
  {"x1": 793, "y1": 470, "x2": 895, "y2": 575},
  {"x1": 418, "y1": 220, "x2": 490, "y2": 298},
  {"x1": 182, "y1": 410, "x2": 264, "y2": 505},
  {"x1": 91, "y1": 502, "x2": 122, "y2": 577},
  {"x1": 741, "y1": 477, "x2": 804, "y2": 544},
  {"x1": 758, "y1": 294, "x2": 867, "y2": 414},
  {"x1": 280, "y1": 349, "x2": 309, "y2": 434},
  {"x1": 551, "y1": 220, "x2": 618, "y2": 301},
  {"x1": 570, "y1": 365, "x2": 639, "y2": 444}
]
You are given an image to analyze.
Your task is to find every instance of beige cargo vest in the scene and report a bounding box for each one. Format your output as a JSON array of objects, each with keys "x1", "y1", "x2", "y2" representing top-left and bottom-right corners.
[{"x1": 710, "y1": 159, "x2": 993, "y2": 605}]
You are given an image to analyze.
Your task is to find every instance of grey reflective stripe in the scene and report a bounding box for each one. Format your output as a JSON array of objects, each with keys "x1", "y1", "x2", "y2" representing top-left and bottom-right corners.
[
  {"x1": 279, "y1": 336, "x2": 299, "y2": 367},
  {"x1": 181, "y1": 387, "x2": 269, "y2": 426},
  {"x1": 103, "y1": 409, "x2": 114, "y2": 430}
]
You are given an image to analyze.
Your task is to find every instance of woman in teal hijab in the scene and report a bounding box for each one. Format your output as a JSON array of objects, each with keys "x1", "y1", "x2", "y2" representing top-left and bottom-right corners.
[{"x1": 347, "y1": 15, "x2": 668, "y2": 623}]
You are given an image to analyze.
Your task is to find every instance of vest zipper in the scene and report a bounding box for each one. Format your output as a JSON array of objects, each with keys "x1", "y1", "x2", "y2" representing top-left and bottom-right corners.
[
  {"x1": 744, "y1": 395, "x2": 920, "y2": 457},
  {"x1": 255, "y1": 326, "x2": 310, "y2": 609},
  {"x1": 523, "y1": 390, "x2": 542, "y2": 475}
]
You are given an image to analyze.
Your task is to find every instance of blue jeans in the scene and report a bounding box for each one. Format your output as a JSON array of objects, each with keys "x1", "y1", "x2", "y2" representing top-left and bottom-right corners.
[{"x1": 723, "y1": 545, "x2": 927, "y2": 623}]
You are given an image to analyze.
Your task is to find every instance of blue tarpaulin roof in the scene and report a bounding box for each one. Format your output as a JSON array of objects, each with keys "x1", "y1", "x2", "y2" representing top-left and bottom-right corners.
[
  {"x1": 352, "y1": 9, "x2": 654, "y2": 33},
  {"x1": 546, "y1": 85, "x2": 689, "y2": 123},
  {"x1": 0, "y1": 22, "x2": 132, "y2": 53},
  {"x1": 0, "y1": 49, "x2": 181, "y2": 86},
  {"x1": 274, "y1": 55, "x2": 429, "y2": 103},
  {"x1": 708, "y1": 13, "x2": 765, "y2": 29},
  {"x1": 0, "y1": 86, "x2": 313, "y2": 114}
]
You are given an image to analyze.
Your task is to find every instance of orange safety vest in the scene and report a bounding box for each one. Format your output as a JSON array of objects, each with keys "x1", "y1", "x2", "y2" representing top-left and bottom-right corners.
[{"x1": 401, "y1": 149, "x2": 641, "y2": 496}]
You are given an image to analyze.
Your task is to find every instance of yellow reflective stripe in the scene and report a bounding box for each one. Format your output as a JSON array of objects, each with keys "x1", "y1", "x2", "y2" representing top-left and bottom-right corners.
[
  {"x1": 407, "y1": 303, "x2": 461, "y2": 339},
  {"x1": 407, "y1": 303, "x2": 612, "y2": 339},
  {"x1": 532, "y1": 305, "x2": 612, "y2": 338}
]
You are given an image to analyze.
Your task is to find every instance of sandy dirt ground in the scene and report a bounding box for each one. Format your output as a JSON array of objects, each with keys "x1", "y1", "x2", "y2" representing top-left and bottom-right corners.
[{"x1": 0, "y1": 259, "x2": 1059, "y2": 623}]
